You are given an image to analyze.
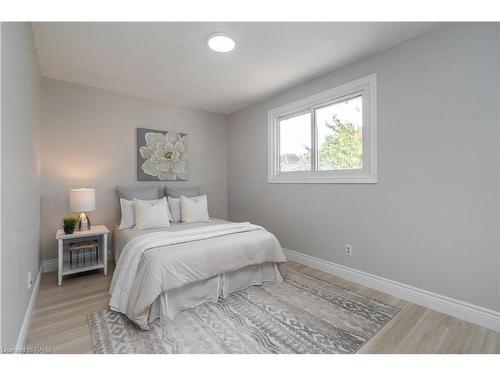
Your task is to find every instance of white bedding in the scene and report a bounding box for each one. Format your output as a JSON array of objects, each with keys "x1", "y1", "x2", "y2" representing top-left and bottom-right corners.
[
  {"x1": 110, "y1": 219, "x2": 286, "y2": 330},
  {"x1": 112, "y1": 218, "x2": 230, "y2": 261}
]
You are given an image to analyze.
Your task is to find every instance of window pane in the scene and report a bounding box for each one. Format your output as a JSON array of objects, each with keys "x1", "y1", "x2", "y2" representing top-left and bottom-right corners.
[
  {"x1": 279, "y1": 112, "x2": 311, "y2": 172},
  {"x1": 316, "y1": 96, "x2": 363, "y2": 171}
]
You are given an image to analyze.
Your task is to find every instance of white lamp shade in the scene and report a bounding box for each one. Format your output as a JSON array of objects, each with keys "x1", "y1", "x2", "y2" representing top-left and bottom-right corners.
[{"x1": 69, "y1": 188, "x2": 95, "y2": 212}]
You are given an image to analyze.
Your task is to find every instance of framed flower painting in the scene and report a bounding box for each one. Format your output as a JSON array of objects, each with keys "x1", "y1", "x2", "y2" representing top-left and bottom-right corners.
[{"x1": 137, "y1": 128, "x2": 188, "y2": 181}]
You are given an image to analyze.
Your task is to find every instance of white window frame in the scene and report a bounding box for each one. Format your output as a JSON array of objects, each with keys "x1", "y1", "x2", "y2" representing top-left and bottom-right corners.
[{"x1": 268, "y1": 74, "x2": 377, "y2": 184}]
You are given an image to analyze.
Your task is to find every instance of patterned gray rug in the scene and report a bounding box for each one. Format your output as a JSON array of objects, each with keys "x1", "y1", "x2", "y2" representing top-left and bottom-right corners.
[{"x1": 88, "y1": 264, "x2": 399, "y2": 354}]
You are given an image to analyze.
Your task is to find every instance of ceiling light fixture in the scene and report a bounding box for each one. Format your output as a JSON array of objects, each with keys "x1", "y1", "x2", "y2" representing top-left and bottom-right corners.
[{"x1": 207, "y1": 32, "x2": 235, "y2": 53}]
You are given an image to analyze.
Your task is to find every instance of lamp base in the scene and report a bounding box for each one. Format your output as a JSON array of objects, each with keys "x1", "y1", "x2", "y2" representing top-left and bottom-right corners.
[{"x1": 76, "y1": 212, "x2": 91, "y2": 231}]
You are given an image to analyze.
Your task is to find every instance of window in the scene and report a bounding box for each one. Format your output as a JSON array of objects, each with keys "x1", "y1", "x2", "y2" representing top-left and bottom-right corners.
[
  {"x1": 279, "y1": 112, "x2": 311, "y2": 172},
  {"x1": 268, "y1": 74, "x2": 377, "y2": 183}
]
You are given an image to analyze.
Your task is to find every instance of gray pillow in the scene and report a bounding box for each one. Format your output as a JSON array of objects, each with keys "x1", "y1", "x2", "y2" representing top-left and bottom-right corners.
[
  {"x1": 165, "y1": 186, "x2": 201, "y2": 198},
  {"x1": 116, "y1": 186, "x2": 163, "y2": 201},
  {"x1": 167, "y1": 197, "x2": 182, "y2": 223}
]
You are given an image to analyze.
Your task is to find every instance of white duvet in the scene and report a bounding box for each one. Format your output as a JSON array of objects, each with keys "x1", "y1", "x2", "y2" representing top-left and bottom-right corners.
[{"x1": 109, "y1": 222, "x2": 286, "y2": 329}]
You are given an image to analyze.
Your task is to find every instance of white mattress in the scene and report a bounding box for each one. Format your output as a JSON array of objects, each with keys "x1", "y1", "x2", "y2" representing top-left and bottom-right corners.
[{"x1": 111, "y1": 219, "x2": 283, "y2": 322}]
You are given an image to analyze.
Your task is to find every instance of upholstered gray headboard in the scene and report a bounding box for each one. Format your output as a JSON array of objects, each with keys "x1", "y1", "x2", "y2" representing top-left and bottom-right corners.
[{"x1": 115, "y1": 186, "x2": 201, "y2": 201}]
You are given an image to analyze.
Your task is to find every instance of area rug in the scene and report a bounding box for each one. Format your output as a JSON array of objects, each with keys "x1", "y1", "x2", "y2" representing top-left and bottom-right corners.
[{"x1": 88, "y1": 264, "x2": 399, "y2": 353}]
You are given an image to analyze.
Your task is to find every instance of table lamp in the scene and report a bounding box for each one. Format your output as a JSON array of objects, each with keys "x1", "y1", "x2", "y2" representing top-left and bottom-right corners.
[{"x1": 70, "y1": 188, "x2": 95, "y2": 231}]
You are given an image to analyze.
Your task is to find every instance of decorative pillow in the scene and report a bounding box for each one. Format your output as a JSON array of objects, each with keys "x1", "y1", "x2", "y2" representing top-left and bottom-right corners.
[
  {"x1": 119, "y1": 199, "x2": 135, "y2": 229},
  {"x1": 117, "y1": 186, "x2": 163, "y2": 201},
  {"x1": 133, "y1": 197, "x2": 171, "y2": 230},
  {"x1": 120, "y1": 198, "x2": 172, "y2": 229},
  {"x1": 165, "y1": 187, "x2": 201, "y2": 199},
  {"x1": 167, "y1": 197, "x2": 182, "y2": 223},
  {"x1": 180, "y1": 195, "x2": 210, "y2": 223}
]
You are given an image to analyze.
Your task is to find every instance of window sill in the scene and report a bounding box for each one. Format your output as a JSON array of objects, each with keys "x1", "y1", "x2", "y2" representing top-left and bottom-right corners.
[{"x1": 267, "y1": 173, "x2": 378, "y2": 184}]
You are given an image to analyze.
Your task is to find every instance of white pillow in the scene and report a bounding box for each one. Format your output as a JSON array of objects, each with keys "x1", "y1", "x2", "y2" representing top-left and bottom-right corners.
[
  {"x1": 180, "y1": 195, "x2": 210, "y2": 223},
  {"x1": 133, "y1": 197, "x2": 171, "y2": 229},
  {"x1": 167, "y1": 197, "x2": 182, "y2": 223},
  {"x1": 120, "y1": 198, "x2": 172, "y2": 229}
]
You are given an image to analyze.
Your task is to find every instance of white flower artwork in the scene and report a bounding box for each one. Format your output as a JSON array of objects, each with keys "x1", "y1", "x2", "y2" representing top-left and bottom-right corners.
[{"x1": 137, "y1": 128, "x2": 188, "y2": 181}]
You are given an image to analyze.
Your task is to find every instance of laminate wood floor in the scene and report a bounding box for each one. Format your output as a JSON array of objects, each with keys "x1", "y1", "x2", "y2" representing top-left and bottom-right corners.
[{"x1": 27, "y1": 261, "x2": 500, "y2": 354}]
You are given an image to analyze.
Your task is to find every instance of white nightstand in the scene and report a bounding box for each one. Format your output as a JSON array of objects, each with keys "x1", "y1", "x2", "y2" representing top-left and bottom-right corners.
[{"x1": 55, "y1": 225, "x2": 109, "y2": 286}]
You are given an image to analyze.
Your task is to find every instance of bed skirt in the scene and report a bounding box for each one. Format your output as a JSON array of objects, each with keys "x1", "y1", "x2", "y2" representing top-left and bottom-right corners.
[{"x1": 148, "y1": 262, "x2": 282, "y2": 322}]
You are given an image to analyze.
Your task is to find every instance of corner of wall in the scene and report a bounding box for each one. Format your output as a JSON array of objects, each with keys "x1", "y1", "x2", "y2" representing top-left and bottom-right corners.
[
  {"x1": 0, "y1": 21, "x2": 43, "y2": 350},
  {"x1": 497, "y1": 23, "x2": 500, "y2": 312},
  {"x1": 0, "y1": 21, "x2": 3, "y2": 350}
]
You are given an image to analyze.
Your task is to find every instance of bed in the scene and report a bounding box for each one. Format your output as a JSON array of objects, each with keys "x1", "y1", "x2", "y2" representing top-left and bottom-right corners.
[{"x1": 110, "y1": 218, "x2": 286, "y2": 330}]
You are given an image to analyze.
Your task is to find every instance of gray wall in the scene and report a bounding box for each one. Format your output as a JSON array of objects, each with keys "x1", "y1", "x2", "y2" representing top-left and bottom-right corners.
[
  {"x1": 1, "y1": 23, "x2": 42, "y2": 348},
  {"x1": 227, "y1": 24, "x2": 500, "y2": 311},
  {"x1": 40, "y1": 79, "x2": 228, "y2": 261}
]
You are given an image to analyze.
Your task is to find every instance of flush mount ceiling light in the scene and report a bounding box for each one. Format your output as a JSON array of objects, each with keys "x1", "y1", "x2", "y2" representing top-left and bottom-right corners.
[{"x1": 207, "y1": 32, "x2": 235, "y2": 53}]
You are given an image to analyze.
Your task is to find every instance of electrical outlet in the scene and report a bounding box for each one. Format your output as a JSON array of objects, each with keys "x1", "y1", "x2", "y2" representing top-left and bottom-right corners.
[
  {"x1": 27, "y1": 272, "x2": 33, "y2": 290},
  {"x1": 345, "y1": 244, "x2": 352, "y2": 256}
]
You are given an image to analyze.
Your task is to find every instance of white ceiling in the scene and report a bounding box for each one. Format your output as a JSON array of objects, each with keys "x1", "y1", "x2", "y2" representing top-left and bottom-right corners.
[{"x1": 32, "y1": 22, "x2": 440, "y2": 114}]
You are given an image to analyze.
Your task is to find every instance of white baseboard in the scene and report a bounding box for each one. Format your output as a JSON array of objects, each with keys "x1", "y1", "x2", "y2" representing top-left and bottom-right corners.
[
  {"x1": 15, "y1": 265, "x2": 42, "y2": 351},
  {"x1": 283, "y1": 248, "x2": 500, "y2": 332},
  {"x1": 42, "y1": 258, "x2": 57, "y2": 273}
]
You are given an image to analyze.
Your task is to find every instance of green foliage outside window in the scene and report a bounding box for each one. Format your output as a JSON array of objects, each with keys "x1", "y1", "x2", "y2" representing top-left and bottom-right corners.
[
  {"x1": 280, "y1": 114, "x2": 362, "y2": 171},
  {"x1": 318, "y1": 114, "x2": 362, "y2": 170}
]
